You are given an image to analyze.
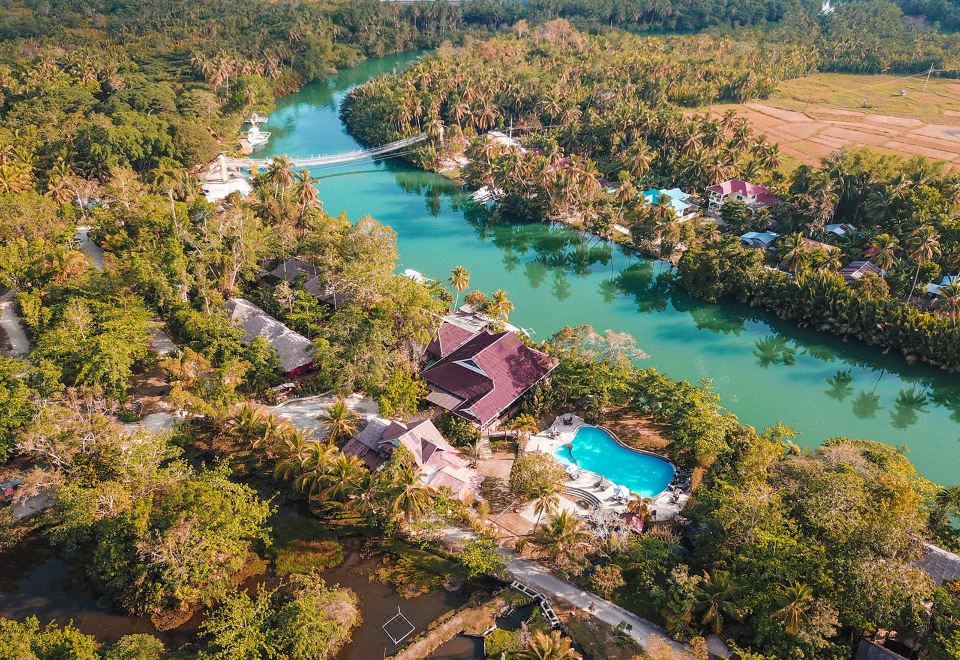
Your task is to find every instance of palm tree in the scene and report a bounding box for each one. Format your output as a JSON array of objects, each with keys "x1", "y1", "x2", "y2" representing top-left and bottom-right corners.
[
  {"x1": 449, "y1": 266, "x2": 470, "y2": 310},
  {"x1": 226, "y1": 403, "x2": 265, "y2": 445},
  {"x1": 488, "y1": 288, "x2": 514, "y2": 321},
  {"x1": 773, "y1": 582, "x2": 814, "y2": 636},
  {"x1": 694, "y1": 570, "x2": 739, "y2": 635},
  {"x1": 868, "y1": 233, "x2": 899, "y2": 273},
  {"x1": 388, "y1": 465, "x2": 431, "y2": 525},
  {"x1": 518, "y1": 630, "x2": 578, "y2": 659},
  {"x1": 536, "y1": 510, "x2": 591, "y2": 565},
  {"x1": 938, "y1": 282, "x2": 960, "y2": 318},
  {"x1": 293, "y1": 442, "x2": 338, "y2": 500},
  {"x1": 316, "y1": 452, "x2": 367, "y2": 503},
  {"x1": 533, "y1": 492, "x2": 559, "y2": 531},
  {"x1": 267, "y1": 155, "x2": 294, "y2": 195},
  {"x1": 294, "y1": 169, "x2": 319, "y2": 236},
  {"x1": 778, "y1": 233, "x2": 808, "y2": 272},
  {"x1": 905, "y1": 225, "x2": 942, "y2": 302},
  {"x1": 320, "y1": 398, "x2": 359, "y2": 445}
]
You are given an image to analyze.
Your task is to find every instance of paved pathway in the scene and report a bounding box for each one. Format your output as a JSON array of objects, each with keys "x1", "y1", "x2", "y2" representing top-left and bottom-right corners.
[
  {"x1": 267, "y1": 392, "x2": 379, "y2": 439},
  {"x1": 75, "y1": 226, "x2": 104, "y2": 271},
  {"x1": 0, "y1": 291, "x2": 29, "y2": 356},
  {"x1": 441, "y1": 527, "x2": 728, "y2": 658}
]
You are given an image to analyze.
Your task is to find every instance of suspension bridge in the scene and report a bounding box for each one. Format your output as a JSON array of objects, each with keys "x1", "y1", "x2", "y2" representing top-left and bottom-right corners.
[{"x1": 222, "y1": 133, "x2": 429, "y2": 169}]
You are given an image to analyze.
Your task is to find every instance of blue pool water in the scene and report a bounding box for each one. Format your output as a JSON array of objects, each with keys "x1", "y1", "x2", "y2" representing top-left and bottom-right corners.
[{"x1": 554, "y1": 426, "x2": 676, "y2": 498}]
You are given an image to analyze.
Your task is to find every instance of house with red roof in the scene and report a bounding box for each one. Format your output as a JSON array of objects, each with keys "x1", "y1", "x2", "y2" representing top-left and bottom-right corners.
[
  {"x1": 707, "y1": 179, "x2": 780, "y2": 213},
  {"x1": 426, "y1": 305, "x2": 523, "y2": 360},
  {"x1": 421, "y1": 330, "x2": 558, "y2": 429},
  {"x1": 342, "y1": 417, "x2": 482, "y2": 500}
]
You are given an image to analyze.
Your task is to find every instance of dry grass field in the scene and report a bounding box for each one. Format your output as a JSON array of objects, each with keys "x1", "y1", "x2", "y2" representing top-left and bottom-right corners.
[{"x1": 708, "y1": 72, "x2": 960, "y2": 168}]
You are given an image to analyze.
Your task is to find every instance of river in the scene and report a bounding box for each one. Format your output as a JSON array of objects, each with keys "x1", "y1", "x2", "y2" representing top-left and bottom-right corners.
[{"x1": 258, "y1": 53, "x2": 960, "y2": 485}]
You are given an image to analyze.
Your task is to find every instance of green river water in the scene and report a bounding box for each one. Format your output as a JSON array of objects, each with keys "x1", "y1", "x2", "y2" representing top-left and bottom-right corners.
[{"x1": 258, "y1": 53, "x2": 960, "y2": 485}]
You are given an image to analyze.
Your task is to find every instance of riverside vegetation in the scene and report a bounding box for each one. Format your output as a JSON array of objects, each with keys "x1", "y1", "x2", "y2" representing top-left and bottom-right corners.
[
  {"x1": 1, "y1": 0, "x2": 960, "y2": 659},
  {"x1": 342, "y1": 17, "x2": 960, "y2": 372}
]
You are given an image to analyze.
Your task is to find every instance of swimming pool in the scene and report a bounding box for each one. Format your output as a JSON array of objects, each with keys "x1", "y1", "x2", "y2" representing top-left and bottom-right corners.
[{"x1": 554, "y1": 426, "x2": 675, "y2": 498}]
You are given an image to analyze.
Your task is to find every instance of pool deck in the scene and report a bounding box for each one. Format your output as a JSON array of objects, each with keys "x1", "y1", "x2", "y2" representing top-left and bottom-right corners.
[{"x1": 524, "y1": 415, "x2": 689, "y2": 521}]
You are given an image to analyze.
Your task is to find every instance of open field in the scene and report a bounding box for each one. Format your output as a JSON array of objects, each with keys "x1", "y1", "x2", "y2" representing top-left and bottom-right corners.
[{"x1": 708, "y1": 72, "x2": 960, "y2": 167}]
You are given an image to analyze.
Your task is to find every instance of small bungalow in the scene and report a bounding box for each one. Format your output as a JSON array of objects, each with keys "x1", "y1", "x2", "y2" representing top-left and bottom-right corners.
[
  {"x1": 707, "y1": 179, "x2": 780, "y2": 213},
  {"x1": 343, "y1": 417, "x2": 482, "y2": 500},
  {"x1": 915, "y1": 542, "x2": 960, "y2": 586},
  {"x1": 421, "y1": 330, "x2": 558, "y2": 430},
  {"x1": 801, "y1": 238, "x2": 839, "y2": 253},
  {"x1": 642, "y1": 188, "x2": 697, "y2": 220},
  {"x1": 739, "y1": 231, "x2": 779, "y2": 249},
  {"x1": 927, "y1": 274, "x2": 959, "y2": 297},
  {"x1": 840, "y1": 260, "x2": 882, "y2": 283},
  {"x1": 825, "y1": 223, "x2": 856, "y2": 238},
  {"x1": 266, "y1": 257, "x2": 317, "y2": 284},
  {"x1": 224, "y1": 298, "x2": 314, "y2": 376},
  {"x1": 487, "y1": 130, "x2": 525, "y2": 152}
]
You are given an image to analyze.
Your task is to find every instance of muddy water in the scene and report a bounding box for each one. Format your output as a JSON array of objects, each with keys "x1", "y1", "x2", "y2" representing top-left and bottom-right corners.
[
  {"x1": 0, "y1": 534, "x2": 470, "y2": 656},
  {"x1": 0, "y1": 536, "x2": 200, "y2": 648}
]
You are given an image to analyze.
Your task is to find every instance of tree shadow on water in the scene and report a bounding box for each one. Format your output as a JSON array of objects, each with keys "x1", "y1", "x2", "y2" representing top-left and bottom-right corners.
[
  {"x1": 890, "y1": 387, "x2": 929, "y2": 430},
  {"x1": 753, "y1": 335, "x2": 797, "y2": 368}
]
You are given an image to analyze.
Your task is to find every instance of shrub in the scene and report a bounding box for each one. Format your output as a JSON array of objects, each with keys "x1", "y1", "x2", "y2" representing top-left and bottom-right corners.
[{"x1": 509, "y1": 452, "x2": 567, "y2": 500}]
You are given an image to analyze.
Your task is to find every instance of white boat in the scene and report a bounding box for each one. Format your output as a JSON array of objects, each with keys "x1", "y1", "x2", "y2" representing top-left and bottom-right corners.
[{"x1": 245, "y1": 123, "x2": 271, "y2": 148}]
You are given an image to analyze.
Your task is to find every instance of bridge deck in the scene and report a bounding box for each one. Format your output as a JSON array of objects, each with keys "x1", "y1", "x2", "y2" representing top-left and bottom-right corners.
[{"x1": 225, "y1": 133, "x2": 427, "y2": 169}]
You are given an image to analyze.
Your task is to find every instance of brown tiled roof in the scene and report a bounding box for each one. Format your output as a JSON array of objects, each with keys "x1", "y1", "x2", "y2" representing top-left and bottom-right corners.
[{"x1": 421, "y1": 331, "x2": 558, "y2": 427}]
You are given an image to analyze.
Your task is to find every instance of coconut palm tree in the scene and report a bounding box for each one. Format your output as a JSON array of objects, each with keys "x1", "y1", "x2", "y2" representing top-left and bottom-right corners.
[
  {"x1": 388, "y1": 464, "x2": 431, "y2": 525},
  {"x1": 778, "y1": 233, "x2": 808, "y2": 272},
  {"x1": 868, "y1": 233, "x2": 899, "y2": 273},
  {"x1": 316, "y1": 452, "x2": 367, "y2": 503},
  {"x1": 488, "y1": 288, "x2": 514, "y2": 321},
  {"x1": 518, "y1": 630, "x2": 578, "y2": 659},
  {"x1": 905, "y1": 225, "x2": 941, "y2": 302},
  {"x1": 533, "y1": 492, "x2": 560, "y2": 531},
  {"x1": 938, "y1": 282, "x2": 960, "y2": 318},
  {"x1": 320, "y1": 398, "x2": 359, "y2": 445},
  {"x1": 773, "y1": 582, "x2": 814, "y2": 636},
  {"x1": 267, "y1": 155, "x2": 294, "y2": 195},
  {"x1": 449, "y1": 266, "x2": 470, "y2": 310},
  {"x1": 294, "y1": 169, "x2": 319, "y2": 235},
  {"x1": 293, "y1": 442, "x2": 338, "y2": 500},
  {"x1": 694, "y1": 570, "x2": 739, "y2": 635},
  {"x1": 536, "y1": 510, "x2": 592, "y2": 565},
  {"x1": 226, "y1": 402, "x2": 265, "y2": 443}
]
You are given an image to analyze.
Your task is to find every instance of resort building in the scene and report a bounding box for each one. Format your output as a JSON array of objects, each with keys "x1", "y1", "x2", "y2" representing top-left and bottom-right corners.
[
  {"x1": 840, "y1": 260, "x2": 882, "y2": 283},
  {"x1": 801, "y1": 238, "x2": 839, "y2": 253},
  {"x1": 265, "y1": 257, "x2": 318, "y2": 285},
  {"x1": 224, "y1": 298, "x2": 314, "y2": 376},
  {"x1": 641, "y1": 188, "x2": 697, "y2": 220},
  {"x1": 927, "y1": 274, "x2": 959, "y2": 297},
  {"x1": 707, "y1": 179, "x2": 780, "y2": 213},
  {"x1": 825, "y1": 223, "x2": 856, "y2": 238},
  {"x1": 426, "y1": 305, "x2": 522, "y2": 360},
  {"x1": 739, "y1": 231, "x2": 779, "y2": 249},
  {"x1": 487, "y1": 130, "x2": 525, "y2": 152},
  {"x1": 343, "y1": 417, "x2": 482, "y2": 500},
  {"x1": 421, "y1": 330, "x2": 558, "y2": 429}
]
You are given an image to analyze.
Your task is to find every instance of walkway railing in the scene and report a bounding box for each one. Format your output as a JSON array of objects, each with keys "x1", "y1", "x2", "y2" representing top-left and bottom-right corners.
[{"x1": 229, "y1": 133, "x2": 428, "y2": 168}]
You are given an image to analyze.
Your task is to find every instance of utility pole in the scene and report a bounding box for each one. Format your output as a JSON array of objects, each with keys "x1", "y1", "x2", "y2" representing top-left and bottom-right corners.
[{"x1": 923, "y1": 63, "x2": 935, "y2": 92}]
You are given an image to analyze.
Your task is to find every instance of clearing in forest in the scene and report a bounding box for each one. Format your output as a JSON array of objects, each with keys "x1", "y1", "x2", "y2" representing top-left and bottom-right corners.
[{"x1": 707, "y1": 72, "x2": 960, "y2": 168}]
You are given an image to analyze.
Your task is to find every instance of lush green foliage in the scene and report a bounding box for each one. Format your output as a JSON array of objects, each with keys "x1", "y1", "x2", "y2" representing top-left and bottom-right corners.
[
  {"x1": 459, "y1": 537, "x2": 507, "y2": 579},
  {"x1": 17, "y1": 406, "x2": 272, "y2": 616},
  {"x1": 509, "y1": 452, "x2": 567, "y2": 500},
  {"x1": 199, "y1": 572, "x2": 359, "y2": 660}
]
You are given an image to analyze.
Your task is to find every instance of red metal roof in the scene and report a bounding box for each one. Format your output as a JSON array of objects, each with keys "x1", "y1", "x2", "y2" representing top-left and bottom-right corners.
[
  {"x1": 707, "y1": 179, "x2": 780, "y2": 207},
  {"x1": 421, "y1": 331, "x2": 558, "y2": 427},
  {"x1": 426, "y1": 321, "x2": 477, "y2": 359}
]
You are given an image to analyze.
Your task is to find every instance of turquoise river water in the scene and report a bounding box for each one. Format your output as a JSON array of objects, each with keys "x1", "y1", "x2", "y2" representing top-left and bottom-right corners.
[{"x1": 258, "y1": 52, "x2": 960, "y2": 485}]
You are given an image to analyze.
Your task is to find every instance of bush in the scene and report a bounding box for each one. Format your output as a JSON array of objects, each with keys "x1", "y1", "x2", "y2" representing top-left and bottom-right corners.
[
  {"x1": 509, "y1": 452, "x2": 567, "y2": 500},
  {"x1": 484, "y1": 628, "x2": 520, "y2": 657}
]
